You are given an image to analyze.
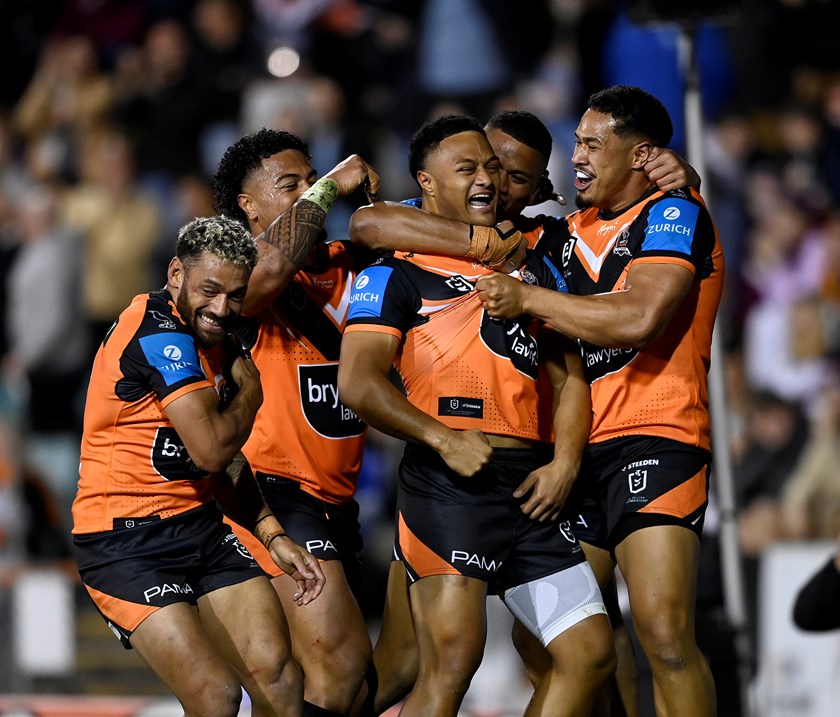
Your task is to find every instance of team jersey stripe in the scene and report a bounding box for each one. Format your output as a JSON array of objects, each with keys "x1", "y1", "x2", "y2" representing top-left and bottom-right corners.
[
  {"x1": 83, "y1": 582, "x2": 157, "y2": 633},
  {"x1": 398, "y1": 511, "x2": 460, "y2": 577},
  {"x1": 637, "y1": 465, "x2": 708, "y2": 518}
]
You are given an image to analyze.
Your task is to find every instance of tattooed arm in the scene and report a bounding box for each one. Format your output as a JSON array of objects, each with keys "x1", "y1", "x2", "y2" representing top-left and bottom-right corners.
[
  {"x1": 242, "y1": 198, "x2": 327, "y2": 315},
  {"x1": 242, "y1": 155, "x2": 380, "y2": 316}
]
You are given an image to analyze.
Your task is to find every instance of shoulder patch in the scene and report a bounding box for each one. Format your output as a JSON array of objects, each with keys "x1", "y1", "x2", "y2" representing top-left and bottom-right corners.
[
  {"x1": 139, "y1": 332, "x2": 204, "y2": 386},
  {"x1": 642, "y1": 198, "x2": 700, "y2": 255},
  {"x1": 348, "y1": 265, "x2": 394, "y2": 320}
]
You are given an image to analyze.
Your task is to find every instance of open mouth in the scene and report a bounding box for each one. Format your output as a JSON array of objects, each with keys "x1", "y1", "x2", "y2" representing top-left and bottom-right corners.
[
  {"x1": 197, "y1": 313, "x2": 224, "y2": 333},
  {"x1": 468, "y1": 192, "x2": 494, "y2": 211},
  {"x1": 574, "y1": 170, "x2": 593, "y2": 191}
]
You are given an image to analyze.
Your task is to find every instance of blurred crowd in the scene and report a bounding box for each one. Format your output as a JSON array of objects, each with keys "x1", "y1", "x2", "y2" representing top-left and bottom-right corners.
[{"x1": 1, "y1": 0, "x2": 840, "y2": 653}]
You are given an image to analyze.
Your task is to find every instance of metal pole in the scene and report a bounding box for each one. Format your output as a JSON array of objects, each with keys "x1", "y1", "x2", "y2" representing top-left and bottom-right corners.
[{"x1": 678, "y1": 26, "x2": 754, "y2": 716}]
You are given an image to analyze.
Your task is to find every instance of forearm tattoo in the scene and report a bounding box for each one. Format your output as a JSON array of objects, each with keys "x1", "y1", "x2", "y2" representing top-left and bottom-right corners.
[
  {"x1": 259, "y1": 199, "x2": 327, "y2": 269},
  {"x1": 225, "y1": 451, "x2": 249, "y2": 483}
]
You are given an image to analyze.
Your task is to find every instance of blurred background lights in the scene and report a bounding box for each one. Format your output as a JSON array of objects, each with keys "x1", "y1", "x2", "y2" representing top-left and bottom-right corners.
[{"x1": 267, "y1": 47, "x2": 300, "y2": 78}]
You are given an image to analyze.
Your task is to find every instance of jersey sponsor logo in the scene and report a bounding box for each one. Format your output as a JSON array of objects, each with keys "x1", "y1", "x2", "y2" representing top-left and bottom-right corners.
[
  {"x1": 348, "y1": 266, "x2": 393, "y2": 320},
  {"x1": 143, "y1": 581, "x2": 194, "y2": 603},
  {"x1": 581, "y1": 340, "x2": 638, "y2": 383},
  {"x1": 148, "y1": 309, "x2": 177, "y2": 330},
  {"x1": 626, "y1": 459, "x2": 660, "y2": 469},
  {"x1": 451, "y1": 550, "x2": 501, "y2": 572},
  {"x1": 479, "y1": 316, "x2": 539, "y2": 379},
  {"x1": 642, "y1": 198, "x2": 700, "y2": 254},
  {"x1": 140, "y1": 332, "x2": 204, "y2": 386},
  {"x1": 150, "y1": 426, "x2": 208, "y2": 481},
  {"x1": 646, "y1": 222, "x2": 691, "y2": 236},
  {"x1": 306, "y1": 539, "x2": 339, "y2": 554},
  {"x1": 438, "y1": 396, "x2": 484, "y2": 419},
  {"x1": 298, "y1": 363, "x2": 366, "y2": 439}
]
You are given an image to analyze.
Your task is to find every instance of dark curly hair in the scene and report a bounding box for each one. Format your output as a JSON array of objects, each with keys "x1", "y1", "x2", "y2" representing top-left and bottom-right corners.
[{"x1": 212, "y1": 128, "x2": 311, "y2": 223}]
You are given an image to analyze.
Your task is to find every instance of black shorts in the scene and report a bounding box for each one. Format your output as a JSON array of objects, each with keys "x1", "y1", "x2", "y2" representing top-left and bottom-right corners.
[
  {"x1": 257, "y1": 473, "x2": 364, "y2": 594},
  {"x1": 570, "y1": 435, "x2": 711, "y2": 551},
  {"x1": 396, "y1": 444, "x2": 585, "y2": 594},
  {"x1": 73, "y1": 503, "x2": 265, "y2": 649}
]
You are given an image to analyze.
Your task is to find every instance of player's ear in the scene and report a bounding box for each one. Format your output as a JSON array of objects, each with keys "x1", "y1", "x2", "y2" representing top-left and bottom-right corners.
[
  {"x1": 238, "y1": 193, "x2": 256, "y2": 222},
  {"x1": 416, "y1": 170, "x2": 434, "y2": 196},
  {"x1": 167, "y1": 257, "x2": 185, "y2": 291},
  {"x1": 632, "y1": 142, "x2": 654, "y2": 169}
]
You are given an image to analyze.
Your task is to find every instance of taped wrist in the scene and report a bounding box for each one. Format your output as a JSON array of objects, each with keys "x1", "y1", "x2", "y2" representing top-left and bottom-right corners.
[
  {"x1": 300, "y1": 177, "x2": 339, "y2": 214},
  {"x1": 263, "y1": 530, "x2": 287, "y2": 551},
  {"x1": 467, "y1": 225, "x2": 526, "y2": 266}
]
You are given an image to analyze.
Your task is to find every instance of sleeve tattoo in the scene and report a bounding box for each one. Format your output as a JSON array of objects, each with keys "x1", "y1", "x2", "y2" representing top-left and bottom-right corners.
[{"x1": 258, "y1": 198, "x2": 328, "y2": 269}]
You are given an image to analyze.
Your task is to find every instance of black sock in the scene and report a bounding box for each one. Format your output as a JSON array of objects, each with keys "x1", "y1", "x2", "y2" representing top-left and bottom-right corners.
[{"x1": 302, "y1": 701, "x2": 344, "y2": 717}]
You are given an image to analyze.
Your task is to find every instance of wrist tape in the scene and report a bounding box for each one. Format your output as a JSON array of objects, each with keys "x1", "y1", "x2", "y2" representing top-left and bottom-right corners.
[
  {"x1": 300, "y1": 177, "x2": 339, "y2": 213},
  {"x1": 467, "y1": 225, "x2": 526, "y2": 266}
]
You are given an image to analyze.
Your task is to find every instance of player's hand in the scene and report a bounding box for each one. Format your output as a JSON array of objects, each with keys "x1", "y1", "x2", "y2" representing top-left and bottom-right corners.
[
  {"x1": 230, "y1": 355, "x2": 262, "y2": 399},
  {"x1": 530, "y1": 172, "x2": 566, "y2": 207},
  {"x1": 268, "y1": 536, "x2": 326, "y2": 606},
  {"x1": 469, "y1": 223, "x2": 527, "y2": 270},
  {"x1": 324, "y1": 154, "x2": 381, "y2": 201},
  {"x1": 514, "y1": 459, "x2": 576, "y2": 522},
  {"x1": 475, "y1": 273, "x2": 525, "y2": 319},
  {"x1": 438, "y1": 429, "x2": 493, "y2": 477},
  {"x1": 645, "y1": 147, "x2": 701, "y2": 192},
  {"x1": 486, "y1": 220, "x2": 528, "y2": 273}
]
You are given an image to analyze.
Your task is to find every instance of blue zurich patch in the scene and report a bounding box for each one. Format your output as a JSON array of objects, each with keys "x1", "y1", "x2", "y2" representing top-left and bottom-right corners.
[
  {"x1": 642, "y1": 198, "x2": 700, "y2": 254},
  {"x1": 139, "y1": 332, "x2": 204, "y2": 386},
  {"x1": 348, "y1": 266, "x2": 393, "y2": 320}
]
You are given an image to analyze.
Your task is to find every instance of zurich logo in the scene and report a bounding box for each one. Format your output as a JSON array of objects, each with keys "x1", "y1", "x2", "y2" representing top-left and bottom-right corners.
[
  {"x1": 663, "y1": 207, "x2": 681, "y2": 220},
  {"x1": 355, "y1": 275, "x2": 370, "y2": 289},
  {"x1": 164, "y1": 345, "x2": 183, "y2": 361}
]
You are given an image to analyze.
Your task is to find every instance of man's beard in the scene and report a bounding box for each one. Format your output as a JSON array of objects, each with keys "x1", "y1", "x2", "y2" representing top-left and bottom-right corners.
[
  {"x1": 575, "y1": 192, "x2": 593, "y2": 210},
  {"x1": 176, "y1": 291, "x2": 226, "y2": 349}
]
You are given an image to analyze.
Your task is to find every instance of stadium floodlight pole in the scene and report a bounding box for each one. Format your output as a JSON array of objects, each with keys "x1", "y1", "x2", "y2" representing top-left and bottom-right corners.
[{"x1": 678, "y1": 21, "x2": 755, "y2": 717}]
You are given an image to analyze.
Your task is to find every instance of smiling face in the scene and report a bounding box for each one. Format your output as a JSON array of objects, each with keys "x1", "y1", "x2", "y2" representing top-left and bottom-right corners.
[
  {"x1": 237, "y1": 149, "x2": 317, "y2": 234},
  {"x1": 571, "y1": 109, "x2": 652, "y2": 213},
  {"x1": 486, "y1": 126, "x2": 547, "y2": 221},
  {"x1": 169, "y1": 252, "x2": 251, "y2": 348},
  {"x1": 417, "y1": 130, "x2": 500, "y2": 226}
]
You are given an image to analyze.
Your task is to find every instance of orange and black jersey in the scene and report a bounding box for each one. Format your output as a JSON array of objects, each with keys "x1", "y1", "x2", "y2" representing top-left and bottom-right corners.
[
  {"x1": 345, "y1": 249, "x2": 568, "y2": 441},
  {"x1": 72, "y1": 289, "x2": 243, "y2": 534},
  {"x1": 234, "y1": 241, "x2": 366, "y2": 505},
  {"x1": 535, "y1": 187, "x2": 724, "y2": 451}
]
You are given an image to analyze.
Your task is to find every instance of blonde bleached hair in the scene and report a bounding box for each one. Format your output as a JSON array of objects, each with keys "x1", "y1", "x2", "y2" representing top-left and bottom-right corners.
[{"x1": 175, "y1": 215, "x2": 258, "y2": 271}]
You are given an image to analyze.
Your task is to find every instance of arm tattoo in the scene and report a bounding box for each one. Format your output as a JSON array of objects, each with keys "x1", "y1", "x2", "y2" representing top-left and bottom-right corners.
[
  {"x1": 258, "y1": 198, "x2": 327, "y2": 269},
  {"x1": 225, "y1": 451, "x2": 249, "y2": 484}
]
